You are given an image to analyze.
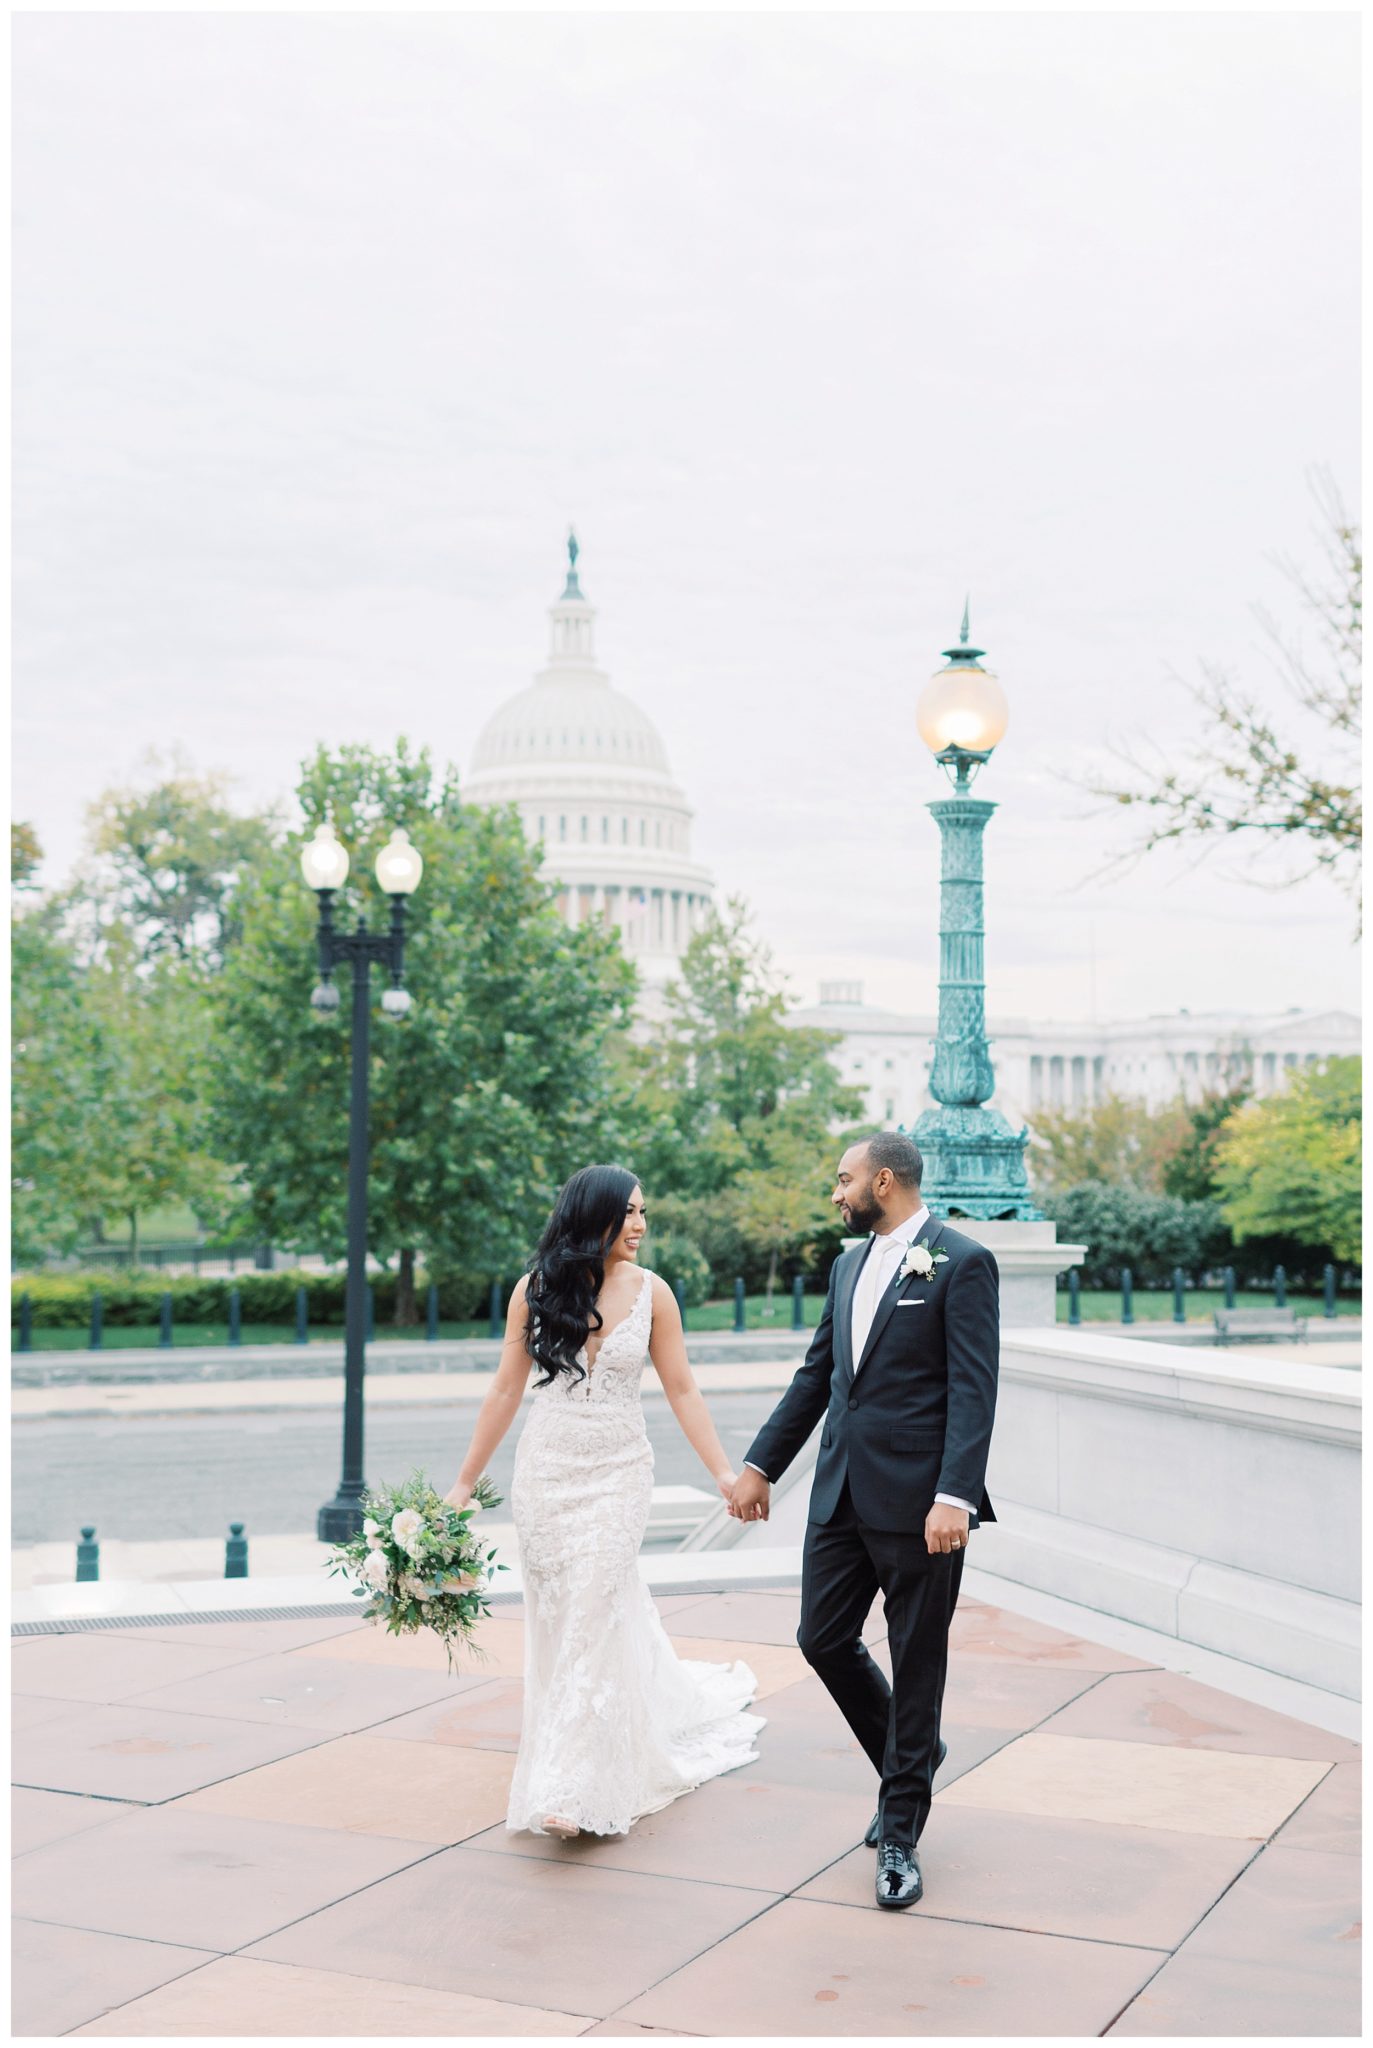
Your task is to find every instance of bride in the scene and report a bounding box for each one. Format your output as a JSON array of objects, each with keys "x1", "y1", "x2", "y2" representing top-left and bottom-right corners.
[{"x1": 444, "y1": 1163, "x2": 765, "y2": 1838}]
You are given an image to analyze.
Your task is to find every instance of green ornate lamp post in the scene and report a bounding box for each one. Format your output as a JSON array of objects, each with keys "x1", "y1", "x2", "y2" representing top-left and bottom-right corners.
[{"x1": 906, "y1": 606, "x2": 1040, "y2": 1220}]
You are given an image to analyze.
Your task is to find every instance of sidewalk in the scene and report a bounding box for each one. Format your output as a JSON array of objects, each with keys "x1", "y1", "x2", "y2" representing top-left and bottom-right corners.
[
  {"x1": 11, "y1": 1358, "x2": 802, "y2": 1422},
  {"x1": 12, "y1": 1574, "x2": 1359, "y2": 2036},
  {"x1": 10, "y1": 1327, "x2": 815, "y2": 1388}
]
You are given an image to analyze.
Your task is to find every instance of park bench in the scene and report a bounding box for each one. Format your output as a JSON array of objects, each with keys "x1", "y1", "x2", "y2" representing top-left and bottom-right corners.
[{"x1": 1213, "y1": 1306, "x2": 1307, "y2": 1345}]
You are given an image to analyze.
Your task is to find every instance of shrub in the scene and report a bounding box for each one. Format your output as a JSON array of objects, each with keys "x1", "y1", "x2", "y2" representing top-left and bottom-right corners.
[
  {"x1": 1050, "y1": 1183, "x2": 1232, "y2": 1288},
  {"x1": 9, "y1": 1266, "x2": 492, "y2": 1330},
  {"x1": 645, "y1": 1228, "x2": 710, "y2": 1307}
]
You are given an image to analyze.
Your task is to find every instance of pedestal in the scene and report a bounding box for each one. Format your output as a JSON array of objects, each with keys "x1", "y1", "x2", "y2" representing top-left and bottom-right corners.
[{"x1": 945, "y1": 1217, "x2": 1086, "y2": 1326}]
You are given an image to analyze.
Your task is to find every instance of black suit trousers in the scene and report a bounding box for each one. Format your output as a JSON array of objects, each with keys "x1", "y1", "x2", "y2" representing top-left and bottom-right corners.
[{"x1": 797, "y1": 1478, "x2": 964, "y2": 1845}]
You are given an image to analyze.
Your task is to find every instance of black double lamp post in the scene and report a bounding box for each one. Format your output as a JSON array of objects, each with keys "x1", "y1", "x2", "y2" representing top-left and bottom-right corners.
[{"x1": 300, "y1": 821, "x2": 425, "y2": 1542}]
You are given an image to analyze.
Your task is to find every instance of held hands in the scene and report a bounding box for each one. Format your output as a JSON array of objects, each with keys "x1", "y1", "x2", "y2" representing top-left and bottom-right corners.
[
  {"x1": 715, "y1": 1468, "x2": 739, "y2": 1505},
  {"x1": 925, "y1": 1502, "x2": 970, "y2": 1555},
  {"x1": 727, "y1": 1468, "x2": 771, "y2": 1522}
]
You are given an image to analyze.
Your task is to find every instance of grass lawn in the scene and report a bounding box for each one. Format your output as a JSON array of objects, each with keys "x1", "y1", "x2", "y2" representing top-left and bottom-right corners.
[{"x1": 1057, "y1": 1288, "x2": 1358, "y2": 1325}]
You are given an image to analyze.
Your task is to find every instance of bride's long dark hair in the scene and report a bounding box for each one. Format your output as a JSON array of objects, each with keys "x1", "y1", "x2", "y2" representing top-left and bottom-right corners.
[{"x1": 524, "y1": 1163, "x2": 641, "y2": 1388}]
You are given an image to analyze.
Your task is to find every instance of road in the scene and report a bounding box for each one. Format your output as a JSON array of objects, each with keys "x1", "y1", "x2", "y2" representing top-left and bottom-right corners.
[{"x1": 11, "y1": 1391, "x2": 780, "y2": 1545}]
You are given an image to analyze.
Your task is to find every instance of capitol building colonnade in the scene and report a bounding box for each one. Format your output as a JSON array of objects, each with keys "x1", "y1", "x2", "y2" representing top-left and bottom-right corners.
[{"x1": 463, "y1": 538, "x2": 713, "y2": 996}]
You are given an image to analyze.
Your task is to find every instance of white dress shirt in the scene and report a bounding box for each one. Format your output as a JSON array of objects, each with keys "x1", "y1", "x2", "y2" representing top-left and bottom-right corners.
[{"x1": 747, "y1": 1205, "x2": 977, "y2": 1517}]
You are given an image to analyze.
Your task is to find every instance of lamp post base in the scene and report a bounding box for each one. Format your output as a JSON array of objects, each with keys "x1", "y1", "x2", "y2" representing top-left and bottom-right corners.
[
  {"x1": 317, "y1": 1490, "x2": 367, "y2": 1544},
  {"x1": 907, "y1": 1103, "x2": 1042, "y2": 1221}
]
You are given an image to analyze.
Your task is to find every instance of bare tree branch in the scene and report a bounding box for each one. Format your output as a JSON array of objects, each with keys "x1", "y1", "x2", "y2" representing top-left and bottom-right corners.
[{"x1": 1075, "y1": 473, "x2": 1361, "y2": 929}]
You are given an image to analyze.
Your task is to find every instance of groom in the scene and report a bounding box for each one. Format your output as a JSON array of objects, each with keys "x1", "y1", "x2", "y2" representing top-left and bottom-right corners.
[{"x1": 729, "y1": 1131, "x2": 999, "y2": 1910}]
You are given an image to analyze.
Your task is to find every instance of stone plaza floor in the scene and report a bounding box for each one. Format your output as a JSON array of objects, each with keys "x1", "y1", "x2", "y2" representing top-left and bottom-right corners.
[{"x1": 11, "y1": 1585, "x2": 1361, "y2": 2037}]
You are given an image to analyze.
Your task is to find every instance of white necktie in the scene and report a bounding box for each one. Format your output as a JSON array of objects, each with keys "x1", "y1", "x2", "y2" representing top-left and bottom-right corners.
[{"x1": 853, "y1": 1235, "x2": 901, "y2": 1367}]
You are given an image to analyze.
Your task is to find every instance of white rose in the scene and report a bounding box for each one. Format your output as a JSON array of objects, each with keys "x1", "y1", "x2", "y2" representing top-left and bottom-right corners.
[
  {"x1": 362, "y1": 1516, "x2": 381, "y2": 1537},
  {"x1": 401, "y1": 1572, "x2": 431, "y2": 1602},
  {"x1": 366, "y1": 1530, "x2": 384, "y2": 1551},
  {"x1": 361, "y1": 1550, "x2": 390, "y2": 1591},
  {"x1": 390, "y1": 1509, "x2": 424, "y2": 1552}
]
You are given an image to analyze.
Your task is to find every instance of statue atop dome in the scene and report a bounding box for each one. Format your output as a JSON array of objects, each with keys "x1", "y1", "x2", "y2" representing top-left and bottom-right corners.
[{"x1": 562, "y1": 528, "x2": 583, "y2": 601}]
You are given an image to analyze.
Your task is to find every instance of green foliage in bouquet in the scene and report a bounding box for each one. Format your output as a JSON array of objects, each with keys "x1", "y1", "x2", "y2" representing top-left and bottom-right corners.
[{"x1": 325, "y1": 1470, "x2": 507, "y2": 1673}]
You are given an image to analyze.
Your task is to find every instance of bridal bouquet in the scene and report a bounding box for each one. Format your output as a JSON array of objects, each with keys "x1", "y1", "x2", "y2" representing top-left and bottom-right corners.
[{"x1": 325, "y1": 1470, "x2": 507, "y2": 1672}]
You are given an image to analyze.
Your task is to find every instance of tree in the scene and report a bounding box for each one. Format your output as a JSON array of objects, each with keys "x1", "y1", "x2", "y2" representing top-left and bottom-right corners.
[
  {"x1": 81, "y1": 929, "x2": 228, "y2": 1265},
  {"x1": 11, "y1": 822, "x2": 42, "y2": 889},
  {"x1": 207, "y1": 740, "x2": 637, "y2": 1322},
  {"x1": 11, "y1": 894, "x2": 111, "y2": 1262},
  {"x1": 1030, "y1": 1093, "x2": 1192, "y2": 1203},
  {"x1": 13, "y1": 817, "x2": 227, "y2": 1266},
  {"x1": 1212, "y1": 1057, "x2": 1361, "y2": 1264},
  {"x1": 1160, "y1": 1086, "x2": 1252, "y2": 1203},
  {"x1": 74, "y1": 752, "x2": 279, "y2": 970},
  {"x1": 1085, "y1": 477, "x2": 1361, "y2": 925},
  {"x1": 625, "y1": 898, "x2": 864, "y2": 1292}
]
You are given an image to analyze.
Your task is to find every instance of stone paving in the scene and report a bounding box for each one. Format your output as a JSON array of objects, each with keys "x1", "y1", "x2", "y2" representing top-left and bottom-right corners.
[{"x1": 11, "y1": 1588, "x2": 1360, "y2": 2037}]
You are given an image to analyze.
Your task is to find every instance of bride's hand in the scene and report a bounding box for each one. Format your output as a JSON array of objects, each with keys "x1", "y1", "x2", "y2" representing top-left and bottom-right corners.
[
  {"x1": 444, "y1": 1481, "x2": 473, "y2": 1511},
  {"x1": 715, "y1": 1468, "x2": 738, "y2": 1505}
]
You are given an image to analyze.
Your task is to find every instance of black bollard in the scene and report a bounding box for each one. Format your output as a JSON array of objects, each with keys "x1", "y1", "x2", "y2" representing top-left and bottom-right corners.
[
  {"x1": 89, "y1": 1292, "x2": 103, "y2": 1351},
  {"x1": 225, "y1": 1522, "x2": 249, "y2": 1578},
  {"x1": 1324, "y1": 1264, "x2": 1338, "y2": 1319},
  {"x1": 1172, "y1": 1268, "x2": 1186, "y2": 1324},
  {"x1": 18, "y1": 1292, "x2": 32, "y2": 1352},
  {"x1": 674, "y1": 1277, "x2": 687, "y2": 1327},
  {"x1": 159, "y1": 1293, "x2": 173, "y2": 1349},
  {"x1": 426, "y1": 1283, "x2": 439, "y2": 1342},
  {"x1": 1121, "y1": 1268, "x2": 1134, "y2": 1325},
  {"x1": 488, "y1": 1279, "x2": 502, "y2": 1340},
  {"x1": 792, "y1": 1274, "x2": 805, "y2": 1330},
  {"x1": 1223, "y1": 1266, "x2": 1236, "y2": 1310},
  {"x1": 295, "y1": 1285, "x2": 309, "y2": 1346},
  {"x1": 1274, "y1": 1264, "x2": 1287, "y2": 1309},
  {"x1": 76, "y1": 1525, "x2": 99, "y2": 1582},
  {"x1": 228, "y1": 1287, "x2": 242, "y2": 1346},
  {"x1": 734, "y1": 1278, "x2": 746, "y2": 1332},
  {"x1": 1067, "y1": 1269, "x2": 1081, "y2": 1326}
]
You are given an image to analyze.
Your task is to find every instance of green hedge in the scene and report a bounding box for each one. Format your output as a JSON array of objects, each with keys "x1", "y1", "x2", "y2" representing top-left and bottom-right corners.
[{"x1": 10, "y1": 1268, "x2": 494, "y2": 1330}]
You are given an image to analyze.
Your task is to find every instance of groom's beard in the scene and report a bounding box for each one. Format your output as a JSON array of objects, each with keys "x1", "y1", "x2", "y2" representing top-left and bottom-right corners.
[{"x1": 843, "y1": 1190, "x2": 884, "y2": 1234}]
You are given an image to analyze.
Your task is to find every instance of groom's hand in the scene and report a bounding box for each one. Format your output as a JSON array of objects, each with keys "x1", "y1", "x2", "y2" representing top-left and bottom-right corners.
[
  {"x1": 925, "y1": 1503, "x2": 969, "y2": 1555},
  {"x1": 730, "y1": 1468, "x2": 771, "y2": 1522}
]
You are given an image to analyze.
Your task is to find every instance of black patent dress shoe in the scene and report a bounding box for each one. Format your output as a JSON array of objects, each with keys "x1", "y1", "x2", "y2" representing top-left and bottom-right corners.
[
  {"x1": 875, "y1": 1839, "x2": 922, "y2": 1909},
  {"x1": 865, "y1": 1739, "x2": 946, "y2": 1847}
]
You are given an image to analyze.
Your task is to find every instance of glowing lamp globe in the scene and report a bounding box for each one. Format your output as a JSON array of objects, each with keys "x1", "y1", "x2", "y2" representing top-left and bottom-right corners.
[
  {"x1": 300, "y1": 823, "x2": 350, "y2": 892},
  {"x1": 916, "y1": 603, "x2": 1009, "y2": 765},
  {"x1": 375, "y1": 828, "x2": 424, "y2": 896},
  {"x1": 916, "y1": 665, "x2": 1009, "y2": 756}
]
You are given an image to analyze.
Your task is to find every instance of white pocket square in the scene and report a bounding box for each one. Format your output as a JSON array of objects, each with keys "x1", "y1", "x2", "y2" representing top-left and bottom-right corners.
[{"x1": 896, "y1": 1299, "x2": 926, "y2": 1308}]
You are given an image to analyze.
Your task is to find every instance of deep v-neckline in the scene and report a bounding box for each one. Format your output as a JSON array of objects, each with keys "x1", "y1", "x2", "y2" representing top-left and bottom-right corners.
[{"x1": 581, "y1": 1268, "x2": 650, "y2": 1376}]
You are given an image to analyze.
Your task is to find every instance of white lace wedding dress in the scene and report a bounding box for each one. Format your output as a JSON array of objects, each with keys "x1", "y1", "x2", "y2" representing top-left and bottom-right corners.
[{"x1": 507, "y1": 1265, "x2": 765, "y2": 1836}]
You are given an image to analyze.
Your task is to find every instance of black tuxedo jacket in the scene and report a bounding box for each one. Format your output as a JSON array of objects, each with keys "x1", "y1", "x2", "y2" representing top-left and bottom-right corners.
[{"x1": 744, "y1": 1218, "x2": 1000, "y2": 1534}]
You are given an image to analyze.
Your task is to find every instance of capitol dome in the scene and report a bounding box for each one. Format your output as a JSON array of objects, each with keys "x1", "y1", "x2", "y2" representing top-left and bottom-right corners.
[{"x1": 464, "y1": 536, "x2": 714, "y2": 988}]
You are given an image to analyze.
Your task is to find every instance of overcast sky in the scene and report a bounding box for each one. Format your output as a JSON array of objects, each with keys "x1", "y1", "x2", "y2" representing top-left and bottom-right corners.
[{"x1": 13, "y1": 11, "x2": 1361, "y2": 1027}]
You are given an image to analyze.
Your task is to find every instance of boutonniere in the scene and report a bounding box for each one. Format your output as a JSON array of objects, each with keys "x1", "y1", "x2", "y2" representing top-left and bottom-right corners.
[{"x1": 900, "y1": 1238, "x2": 948, "y2": 1282}]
